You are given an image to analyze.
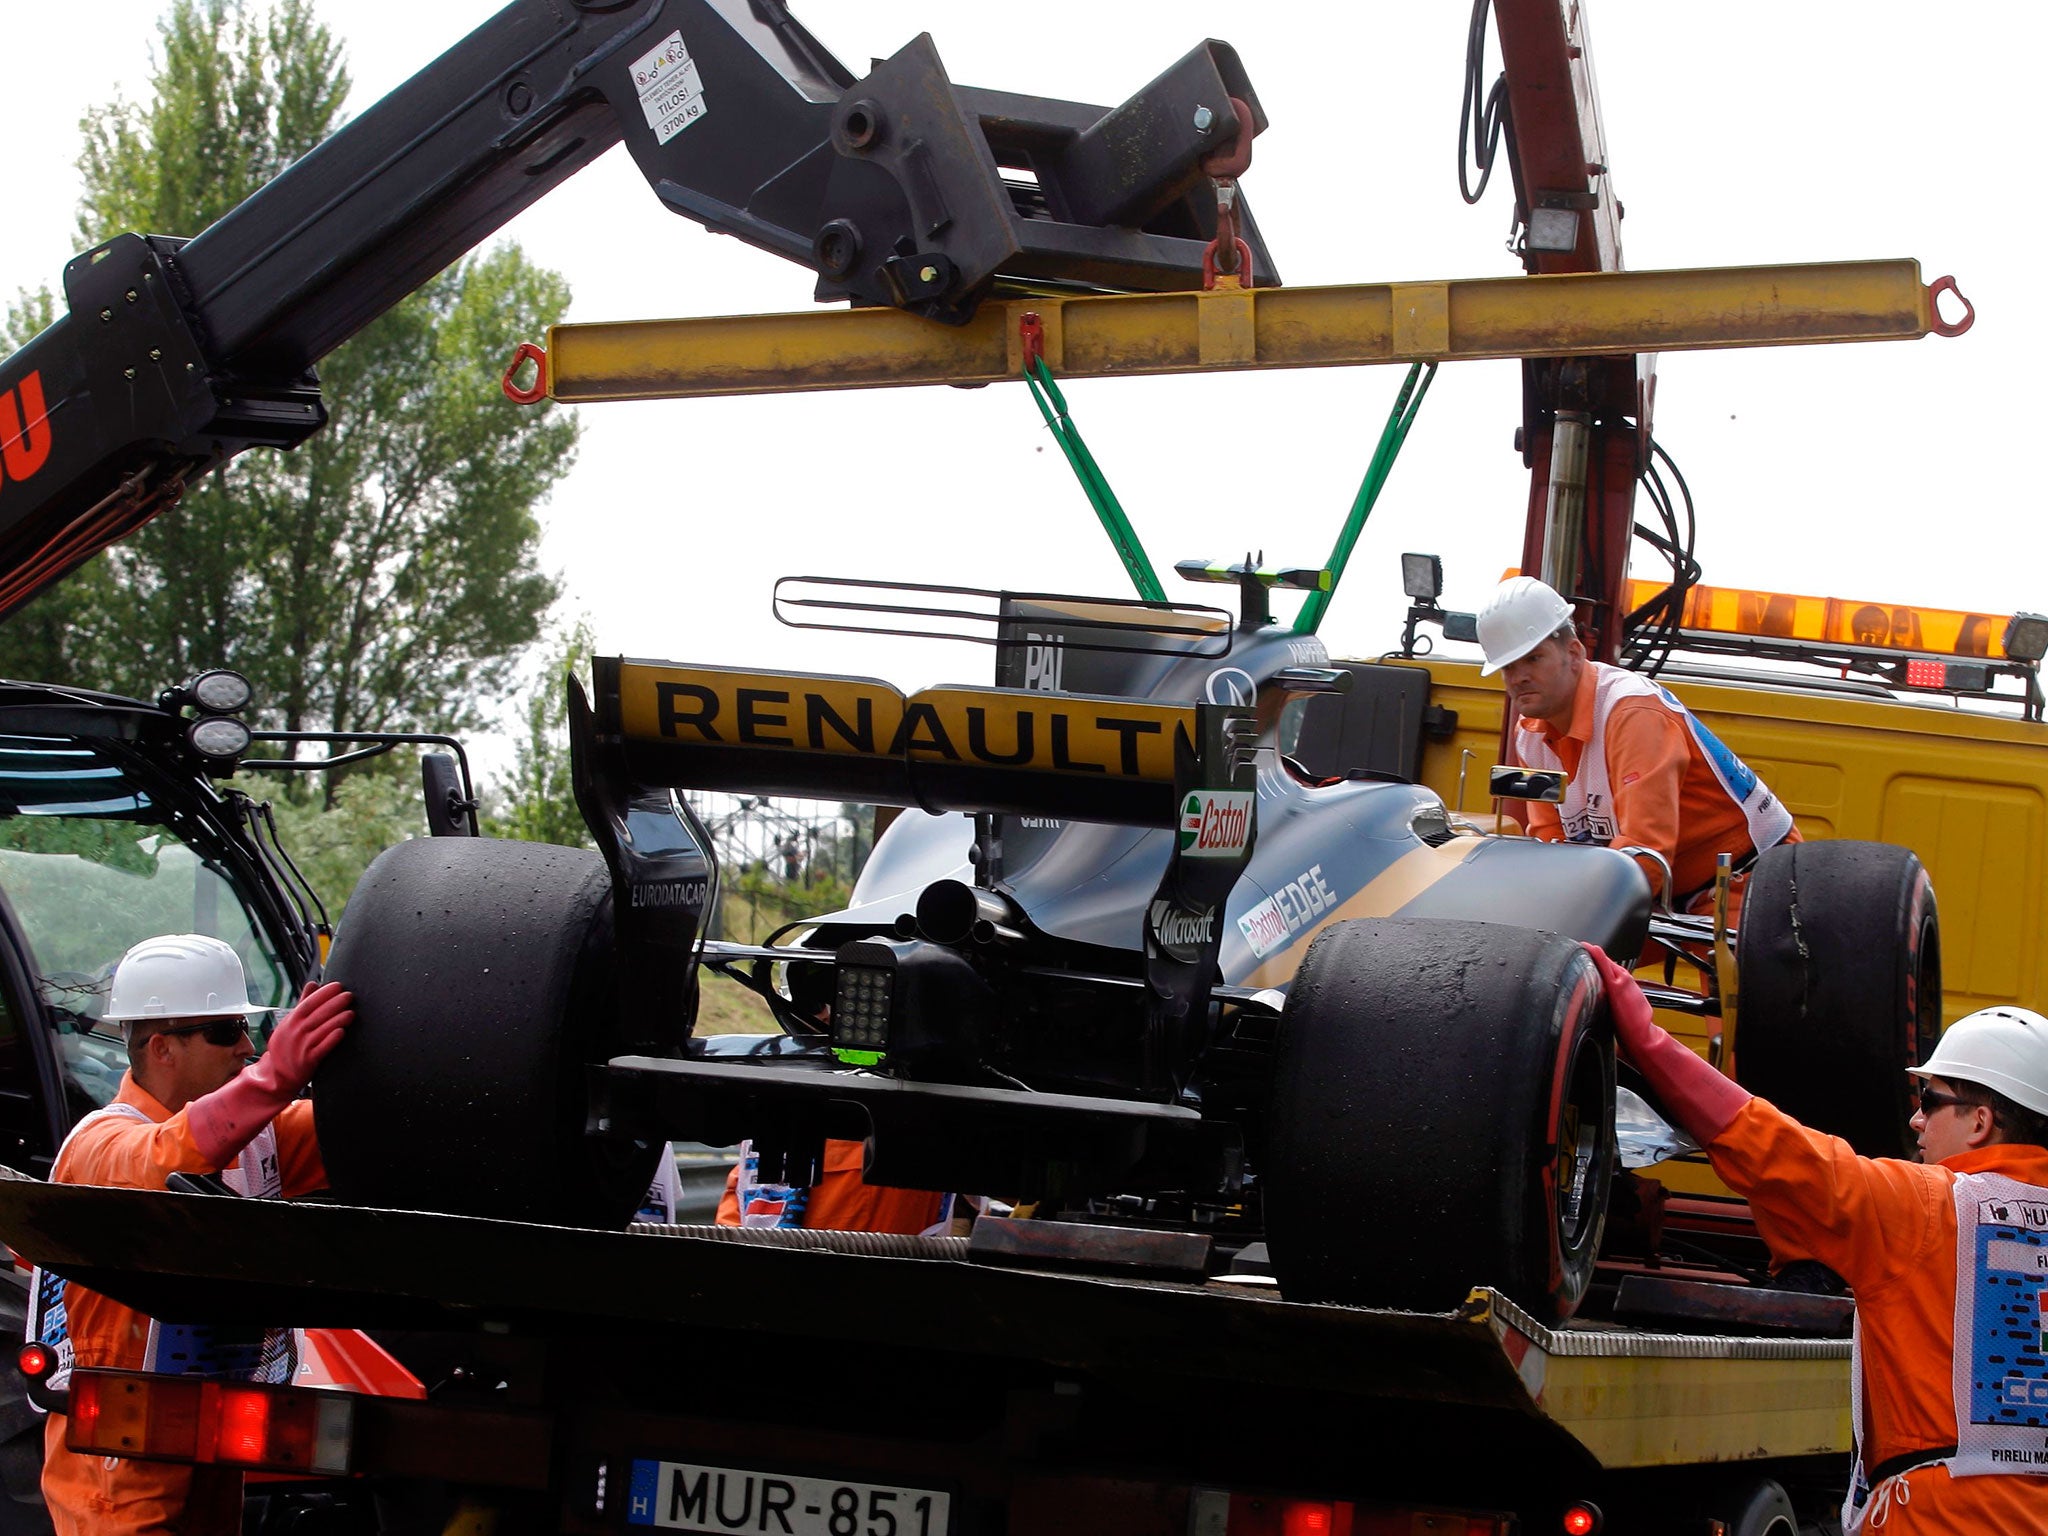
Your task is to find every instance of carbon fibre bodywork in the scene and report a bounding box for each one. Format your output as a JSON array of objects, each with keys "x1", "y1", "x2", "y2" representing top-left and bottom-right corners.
[{"x1": 577, "y1": 591, "x2": 1651, "y2": 1202}]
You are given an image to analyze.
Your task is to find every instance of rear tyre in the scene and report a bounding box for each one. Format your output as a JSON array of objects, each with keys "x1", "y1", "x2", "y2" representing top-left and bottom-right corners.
[
  {"x1": 1727, "y1": 1479, "x2": 1800, "y2": 1536},
  {"x1": 1264, "y1": 918, "x2": 1614, "y2": 1322},
  {"x1": 316, "y1": 838, "x2": 659, "y2": 1227},
  {"x1": 1736, "y1": 841, "x2": 1940, "y2": 1158},
  {"x1": 1685, "y1": 1478, "x2": 1799, "y2": 1536}
]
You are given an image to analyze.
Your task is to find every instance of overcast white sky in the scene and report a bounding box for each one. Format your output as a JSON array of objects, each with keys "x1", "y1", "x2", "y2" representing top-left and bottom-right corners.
[{"x1": 4, "y1": 3, "x2": 2042, "y2": 780}]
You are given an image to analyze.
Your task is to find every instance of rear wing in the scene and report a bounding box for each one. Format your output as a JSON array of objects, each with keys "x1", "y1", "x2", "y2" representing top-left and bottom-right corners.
[
  {"x1": 590, "y1": 656, "x2": 1204, "y2": 828},
  {"x1": 570, "y1": 656, "x2": 1258, "y2": 1051}
]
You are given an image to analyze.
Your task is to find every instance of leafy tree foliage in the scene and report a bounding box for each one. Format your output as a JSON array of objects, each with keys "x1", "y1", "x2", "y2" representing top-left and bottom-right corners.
[
  {"x1": 484, "y1": 618, "x2": 596, "y2": 848},
  {"x1": 245, "y1": 762, "x2": 427, "y2": 918},
  {"x1": 0, "y1": 0, "x2": 576, "y2": 763}
]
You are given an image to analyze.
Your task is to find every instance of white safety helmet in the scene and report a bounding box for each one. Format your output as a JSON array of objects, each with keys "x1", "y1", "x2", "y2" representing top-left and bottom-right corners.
[
  {"x1": 1477, "y1": 576, "x2": 1576, "y2": 676},
  {"x1": 102, "y1": 934, "x2": 271, "y2": 1024},
  {"x1": 1910, "y1": 1006, "x2": 2048, "y2": 1119}
]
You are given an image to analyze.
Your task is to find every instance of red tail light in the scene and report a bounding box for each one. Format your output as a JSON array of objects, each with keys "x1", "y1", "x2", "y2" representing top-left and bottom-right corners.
[
  {"x1": 64, "y1": 1370, "x2": 352, "y2": 1476},
  {"x1": 16, "y1": 1343, "x2": 53, "y2": 1380},
  {"x1": 1282, "y1": 1503, "x2": 1335, "y2": 1536},
  {"x1": 215, "y1": 1387, "x2": 271, "y2": 1464},
  {"x1": 1199, "y1": 1489, "x2": 1509, "y2": 1536},
  {"x1": 1563, "y1": 1504, "x2": 1602, "y2": 1536},
  {"x1": 67, "y1": 1373, "x2": 100, "y2": 1440}
]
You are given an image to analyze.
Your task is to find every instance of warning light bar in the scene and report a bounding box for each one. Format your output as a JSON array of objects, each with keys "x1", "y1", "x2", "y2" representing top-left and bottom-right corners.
[
  {"x1": 1476, "y1": 568, "x2": 2045, "y2": 720},
  {"x1": 67, "y1": 1369, "x2": 353, "y2": 1477},
  {"x1": 1618, "y1": 577, "x2": 2023, "y2": 662}
]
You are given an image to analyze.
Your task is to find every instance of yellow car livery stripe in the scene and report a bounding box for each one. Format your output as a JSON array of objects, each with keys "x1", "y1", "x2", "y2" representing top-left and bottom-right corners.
[
  {"x1": 616, "y1": 662, "x2": 1194, "y2": 781},
  {"x1": 1243, "y1": 837, "x2": 1488, "y2": 989}
]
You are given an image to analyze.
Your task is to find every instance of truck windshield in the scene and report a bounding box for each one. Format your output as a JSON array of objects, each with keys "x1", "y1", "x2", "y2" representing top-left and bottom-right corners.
[{"x1": 0, "y1": 736, "x2": 288, "y2": 1118}]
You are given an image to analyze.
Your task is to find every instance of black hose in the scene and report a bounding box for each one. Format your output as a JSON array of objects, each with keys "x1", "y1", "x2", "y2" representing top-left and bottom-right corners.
[
  {"x1": 1623, "y1": 437, "x2": 1701, "y2": 676},
  {"x1": 1458, "y1": 0, "x2": 1514, "y2": 205}
]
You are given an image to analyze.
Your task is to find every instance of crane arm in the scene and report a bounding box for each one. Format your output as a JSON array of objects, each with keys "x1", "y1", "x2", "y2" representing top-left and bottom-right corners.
[
  {"x1": 1470, "y1": 0, "x2": 1645, "y2": 662},
  {"x1": 0, "y1": 0, "x2": 1273, "y2": 622}
]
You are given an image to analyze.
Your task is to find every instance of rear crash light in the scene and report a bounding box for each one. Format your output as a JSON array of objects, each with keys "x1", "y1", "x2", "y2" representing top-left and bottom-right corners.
[
  {"x1": 830, "y1": 936, "x2": 995, "y2": 1072},
  {"x1": 1189, "y1": 1489, "x2": 1510, "y2": 1536},
  {"x1": 67, "y1": 1370, "x2": 353, "y2": 1476},
  {"x1": 832, "y1": 962, "x2": 894, "y2": 1061}
]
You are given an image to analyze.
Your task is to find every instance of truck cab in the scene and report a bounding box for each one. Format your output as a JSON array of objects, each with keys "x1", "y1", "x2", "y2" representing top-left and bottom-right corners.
[{"x1": 0, "y1": 678, "x2": 321, "y2": 1177}]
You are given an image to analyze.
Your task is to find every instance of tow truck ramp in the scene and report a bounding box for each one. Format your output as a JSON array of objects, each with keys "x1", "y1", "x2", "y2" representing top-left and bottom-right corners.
[{"x1": 0, "y1": 1175, "x2": 1847, "y2": 1480}]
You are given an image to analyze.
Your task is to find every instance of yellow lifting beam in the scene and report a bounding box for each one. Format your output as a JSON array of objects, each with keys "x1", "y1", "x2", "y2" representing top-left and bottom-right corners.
[{"x1": 537, "y1": 258, "x2": 1963, "y2": 404}]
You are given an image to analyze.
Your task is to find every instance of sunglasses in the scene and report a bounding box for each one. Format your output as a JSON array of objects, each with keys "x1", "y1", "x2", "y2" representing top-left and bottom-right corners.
[
  {"x1": 1918, "y1": 1086, "x2": 1972, "y2": 1117},
  {"x1": 156, "y1": 1018, "x2": 254, "y2": 1048}
]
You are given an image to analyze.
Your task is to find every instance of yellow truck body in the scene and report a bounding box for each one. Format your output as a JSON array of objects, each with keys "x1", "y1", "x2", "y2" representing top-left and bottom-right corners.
[{"x1": 1406, "y1": 657, "x2": 2048, "y2": 1023}]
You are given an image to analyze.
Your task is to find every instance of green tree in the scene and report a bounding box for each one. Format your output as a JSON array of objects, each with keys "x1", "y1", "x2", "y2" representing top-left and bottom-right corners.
[
  {"x1": 246, "y1": 762, "x2": 428, "y2": 918},
  {"x1": 484, "y1": 617, "x2": 596, "y2": 848},
  {"x1": 0, "y1": 0, "x2": 576, "y2": 767}
]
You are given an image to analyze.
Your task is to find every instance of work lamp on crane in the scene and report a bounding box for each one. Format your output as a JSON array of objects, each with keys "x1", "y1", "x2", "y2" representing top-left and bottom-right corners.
[
  {"x1": 186, "y1": 716, "x2": 254, "y2": 763},
  {"x1": 160, "y1": 668, "x2": 256, "y2": 774},
  {"x1": 161, "y1": 669, "x2": 254, "y2": 715},
  {"x1": 1401, "y1": 553, "x2": 1444, "y2": 602},
  {"x1": 2004, "y1": 612, "x2": 2048, "y2": 665}
]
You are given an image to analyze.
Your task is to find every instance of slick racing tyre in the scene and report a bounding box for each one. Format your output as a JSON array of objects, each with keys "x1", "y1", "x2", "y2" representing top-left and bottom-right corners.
[
  {"x1": 1736, "y1": 840, "x2": 1940, "y2": 1159},
  {"x1": 317, "y1": 837, "x2": 659, "y2": 1227},
  {"x1": 1264, "y1": 918, "x2": 1614, "y2": 1323}
]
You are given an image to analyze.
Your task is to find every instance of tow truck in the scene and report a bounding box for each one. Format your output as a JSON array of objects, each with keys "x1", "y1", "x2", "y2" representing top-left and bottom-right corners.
[{"x1": 0, "y1": 3, "x2": 2040, "y2": 1534}]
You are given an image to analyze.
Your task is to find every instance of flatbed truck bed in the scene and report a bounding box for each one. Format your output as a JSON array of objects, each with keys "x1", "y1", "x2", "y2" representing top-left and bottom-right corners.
[{"x1": 0, "y1": 1174, "x2": 1850, "y2": 1534}]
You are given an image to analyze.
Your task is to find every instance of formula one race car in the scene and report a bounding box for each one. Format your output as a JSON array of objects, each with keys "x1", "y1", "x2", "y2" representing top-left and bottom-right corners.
[{"x1": 314, "y1": 563, "x2": 1939, "y2": 1324}]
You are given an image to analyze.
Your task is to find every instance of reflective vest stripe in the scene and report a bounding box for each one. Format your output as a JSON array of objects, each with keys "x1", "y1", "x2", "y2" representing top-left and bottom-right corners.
[{"x1": 1515, "y1": 663, "x2": 1792, "y2": 868}]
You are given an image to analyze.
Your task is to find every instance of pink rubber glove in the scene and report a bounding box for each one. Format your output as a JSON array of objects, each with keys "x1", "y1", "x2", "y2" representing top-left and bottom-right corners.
[
  {"x1": 188, "y1": 981, "x2": 354, "y2": 1166},
  {"x1": 1585, "y1": 944, "x2": 1750, "y2": 1144}
]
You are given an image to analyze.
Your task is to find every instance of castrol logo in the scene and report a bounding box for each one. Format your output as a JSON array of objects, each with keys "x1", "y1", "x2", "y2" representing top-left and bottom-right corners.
[{"x1": 1178, "y1": 789, "x2": 1253, "y2": 858}]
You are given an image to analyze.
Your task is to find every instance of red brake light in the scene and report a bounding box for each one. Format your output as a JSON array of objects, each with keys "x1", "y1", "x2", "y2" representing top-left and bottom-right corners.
[
  {"x1": 63, "y1": 1370, "x2": 352, "y2": 1475},
  {"x1": 1904, "y1": 658, "x2": 1948, "y2": 689},
  {"x1": 68, "y1": 1374, "x2": 100, "y2": 1439},
  {"x1": 215, "y1": 1387, "x2": 271, "y2": 1464},
  {"x1": 17, "y1": 1343, "x2": 52, "y2": 1380},
  {"x1": 1563, "y1": 1504, "x2": 1602, "y2": 1536},
  {"x1": 1282, "y1": 1503, "x2": 1334, "y2": 1536}
]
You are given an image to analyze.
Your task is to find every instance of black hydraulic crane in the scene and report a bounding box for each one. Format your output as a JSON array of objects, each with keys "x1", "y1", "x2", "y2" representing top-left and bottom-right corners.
[{"x1": 0, "y1": 0, "x2": 1272, "y2": 623}]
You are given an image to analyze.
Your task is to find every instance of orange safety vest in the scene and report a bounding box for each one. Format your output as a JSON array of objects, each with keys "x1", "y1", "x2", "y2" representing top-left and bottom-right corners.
[
  {"x1": 1516, "y1": 661, "x2": 1797, "y2": 902},
  {"x1": 34, "y1": 1074, "x2": 324, "y2": 1536},
  {"x1": 716, "y1": 1139, "x2": 950, "y2": 1236},
  {"x1": 1709, "y1": 1098, "x2": 2048, "y2": 1532}
]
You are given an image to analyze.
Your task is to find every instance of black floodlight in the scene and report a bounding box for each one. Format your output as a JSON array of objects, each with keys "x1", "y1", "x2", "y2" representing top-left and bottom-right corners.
[
  {"x1": 1401, "y1": 553, "x2": 1444, "y2": 603},
  {"x1": 2004, "y1": 612, "x2": 2048, "y2": 665},
  {"x1": 189, "y1": 669, "x2": 254, "y2": 713},
  {"x1": 186, "y1": 715, "x2": 253, "y2": 764}
]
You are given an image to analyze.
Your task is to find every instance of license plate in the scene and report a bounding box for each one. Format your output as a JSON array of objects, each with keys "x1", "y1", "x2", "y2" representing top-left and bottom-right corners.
[{"x1": 624, "y1": 1460, "x2": 951, "y2": 1535}]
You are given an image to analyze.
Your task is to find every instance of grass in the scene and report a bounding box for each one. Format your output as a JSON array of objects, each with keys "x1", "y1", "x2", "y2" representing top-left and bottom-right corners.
[{"x1": 696, "y1": 971, "x2": 779, "y2": 1034}]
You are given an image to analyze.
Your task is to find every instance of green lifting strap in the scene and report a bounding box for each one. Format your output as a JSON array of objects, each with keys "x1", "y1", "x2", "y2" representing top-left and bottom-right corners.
[
  {"x1": 1293, "y1": 362, "x2": 1438, "y2": 636},
  {"x1": 1023, "y1": 356, "x2": 1168, "y2": 603}
]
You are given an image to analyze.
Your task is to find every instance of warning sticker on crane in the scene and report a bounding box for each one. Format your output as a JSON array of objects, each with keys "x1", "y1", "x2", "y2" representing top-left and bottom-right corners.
[{"x1": 630, "y1": 31, "x2": 707, "y2": 145}]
